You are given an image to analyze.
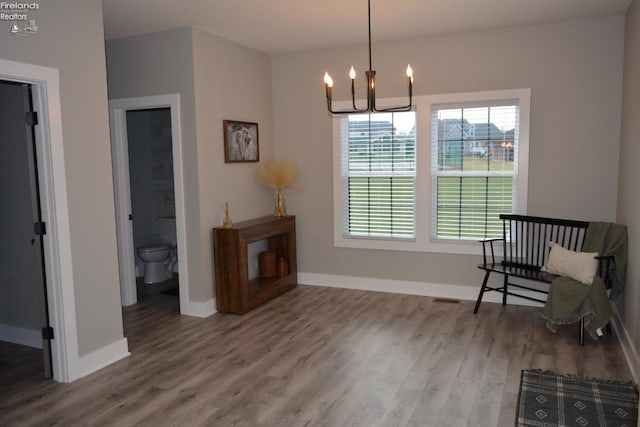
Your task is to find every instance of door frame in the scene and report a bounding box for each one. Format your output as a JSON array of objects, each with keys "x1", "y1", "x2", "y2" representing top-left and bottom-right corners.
[
  {"x1": 109, "y1": 94, "x2": 189, "y2": 313},
  {"x1": 22, "y1": 82, "x2": 54, "y2": 378},
  {"x1": 0, "y1": 59, "x2": 77, "y2": 383}
]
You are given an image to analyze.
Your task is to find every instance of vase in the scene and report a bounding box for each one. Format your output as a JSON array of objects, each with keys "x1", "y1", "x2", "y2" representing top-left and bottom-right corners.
[
  {"x1": 274, "y1": 189, "x2": 287, "y2": 218},
  {"x1": 259, "y1": 251, "x2": 276, "y2": 278}
]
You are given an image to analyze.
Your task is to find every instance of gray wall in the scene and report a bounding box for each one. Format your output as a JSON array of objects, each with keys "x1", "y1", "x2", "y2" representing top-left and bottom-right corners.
[
  {"x1": 106, "y1": 28, "x2": 273, "y2": 303},
  {"x1": 191, "y1": 28, "x2": 273, "y2": 300},
  {"x1": 0, "y1": 82, "x2": 41, "y2": 334},
  {"x1": 0, "y1": 0, "x2": 124, "y2": 356},
  {"x1": 272, "y1": 16, "x2": 625, "y2": 286},
  {"x1": 106, "y1": 28, "x2": 204, "y2": 300},
  {"x1": 618, "y1": 0, "x2": 640, "y2": 370}
]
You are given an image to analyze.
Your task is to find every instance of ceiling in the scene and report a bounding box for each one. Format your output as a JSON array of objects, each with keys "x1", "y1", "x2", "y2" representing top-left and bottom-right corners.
[{"x1": 101, "y1": 0, "x2": 632, "y2": 54}]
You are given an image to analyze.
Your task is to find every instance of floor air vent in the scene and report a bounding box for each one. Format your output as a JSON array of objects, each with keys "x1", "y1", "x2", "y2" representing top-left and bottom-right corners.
[{"x1": 433, "y1": 298, "x2": 460, "y2": 304}]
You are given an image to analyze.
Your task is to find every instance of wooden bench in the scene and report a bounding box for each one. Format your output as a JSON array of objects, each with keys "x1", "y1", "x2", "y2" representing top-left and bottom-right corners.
[{"x1": 473, "y1": 214, "x2": 613, "y2": 345}]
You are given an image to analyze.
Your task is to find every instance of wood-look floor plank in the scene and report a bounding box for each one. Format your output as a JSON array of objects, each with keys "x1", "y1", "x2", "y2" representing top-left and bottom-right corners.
[
  {"x1": 0, "y1": 284, "x2": 633, "y2": 427},
  {"x1": 466, "y1": 357, "x2": 509, "y2": 427},
  {"x1": 375, "y1": 386, "x2": 423, "y2": 427}
]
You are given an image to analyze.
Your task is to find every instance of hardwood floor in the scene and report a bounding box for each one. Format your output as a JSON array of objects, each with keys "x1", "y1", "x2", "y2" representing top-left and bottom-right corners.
[{"x1": 0, "y1": 284, "x2": 632, "y2": 426}]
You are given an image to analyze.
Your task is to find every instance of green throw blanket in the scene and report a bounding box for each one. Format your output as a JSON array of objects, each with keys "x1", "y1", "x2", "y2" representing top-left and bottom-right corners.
[{"x1": 543, "y1": 222, "x2": 628, "y2": 339}]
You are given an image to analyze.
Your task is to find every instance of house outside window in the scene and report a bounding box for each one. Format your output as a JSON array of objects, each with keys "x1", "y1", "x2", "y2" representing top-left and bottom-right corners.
[
  {"x1": 431, "y1": 103, "x2": 520, "y2": 241},
  {"x1": 341, "y1": 112, "x2": 416, "y2": 239},
  {"x1": 332, "y1": 89, "x2": 530, "y2": 255}
]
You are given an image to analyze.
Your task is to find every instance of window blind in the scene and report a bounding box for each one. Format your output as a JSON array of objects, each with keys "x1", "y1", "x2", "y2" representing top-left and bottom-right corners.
[
  {"x1": 431, "y1": 103, "x2": 519, "y2": 240},
  {"x1": 342, "y1": 112, "x2": 416, "y2": 238}
]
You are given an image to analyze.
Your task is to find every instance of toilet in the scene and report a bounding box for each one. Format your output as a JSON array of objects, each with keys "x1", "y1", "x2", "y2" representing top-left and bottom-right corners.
[
  {"x1": 137, "y1": 244, "x2": 172, "y2": 284},
  {"x1": 137, "y1": 217, "x2": 178, "y2": 284}
]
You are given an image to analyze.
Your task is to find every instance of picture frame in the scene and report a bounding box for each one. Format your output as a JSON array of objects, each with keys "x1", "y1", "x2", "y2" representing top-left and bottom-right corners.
[{"x1": 223, "y1": 120, "x2": 259, "y2": 163}]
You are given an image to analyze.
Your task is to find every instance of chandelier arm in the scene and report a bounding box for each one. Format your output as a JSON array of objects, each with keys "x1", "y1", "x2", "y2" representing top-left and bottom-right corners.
[
  {"x1": 327, "y1": 104, "x2": 371, "y2": 114},
  {"x1": 326, "y1": 86, "x2": 367, "y2": 114},
  {"x1": 374, "y1": 72, "x2": 413, "y2": 112},
  {"x1": 326, "y1": 80, "x2": 367, "y2": 114},
  {"x1": 325, "y1": 85, "x2": 333, "y2": 112},
  {"x1": 373, "y1": 105, "x2": 413, "y2": 113},
  {"x1": 373, "y1": 93, "x2": 413, "y2": 112},
  {"x1": 326, "y1": 99, "x2": 369, "y2": 114},
  {"x1": 351, "y1": 79, "x2": 360, "y2": 111},
  {"x1": 331, "y1": 109, "x2": 372, "y2": 115}
]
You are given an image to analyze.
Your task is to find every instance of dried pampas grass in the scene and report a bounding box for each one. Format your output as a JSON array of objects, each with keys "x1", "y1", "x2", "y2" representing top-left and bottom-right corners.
[{"x1": 256, "y1": 160, "x2": 299, "y2": 190}]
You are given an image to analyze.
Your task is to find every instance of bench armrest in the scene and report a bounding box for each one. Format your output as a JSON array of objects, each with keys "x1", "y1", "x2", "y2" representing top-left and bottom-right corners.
[
  {"x1": 479, "y1": 238, "x2": 503, "y2": 266},
  {"x1": 595, "y1": 255, "x2": 615, "y2": 288}
]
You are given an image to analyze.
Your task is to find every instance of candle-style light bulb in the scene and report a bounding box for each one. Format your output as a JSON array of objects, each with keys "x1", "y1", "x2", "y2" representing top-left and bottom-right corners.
[
  {"x1": 406, "y1": 64, "x2": 414, "y2": 83},
  {"x1": 324, "y1": 72, "x2": 334, "y2": 87},
  {"x1": 349, "y1": 66, "x2": 356, "y2": 80}
]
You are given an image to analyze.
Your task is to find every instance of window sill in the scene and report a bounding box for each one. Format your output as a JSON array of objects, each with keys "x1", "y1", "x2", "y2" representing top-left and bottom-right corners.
[{"x1": 334, "y1": 234, "x2": 486, "y2": 255}]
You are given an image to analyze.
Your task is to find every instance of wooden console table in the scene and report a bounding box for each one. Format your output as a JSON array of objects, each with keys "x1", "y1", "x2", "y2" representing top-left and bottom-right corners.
[{"x1": 213, "y1": 216, "x2": 297, "y2": 314}]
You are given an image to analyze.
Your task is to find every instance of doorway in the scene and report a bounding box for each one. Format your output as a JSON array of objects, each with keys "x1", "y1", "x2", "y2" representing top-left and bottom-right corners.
[
  {"x1": 127, "y1": 108, "x2": 178, "y2": 299},
  {"x1": 0, "y1": 57, "x2": 80, "y2": 383},
  {"x1": 0, "y1": 80, "x2": 52, "y2": 378},
  {"x1": 109, "y1": 95, "x2": 189, "y2": 314}
]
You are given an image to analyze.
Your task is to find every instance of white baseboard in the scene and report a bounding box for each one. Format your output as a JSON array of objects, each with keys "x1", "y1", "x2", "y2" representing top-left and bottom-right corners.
[
  {"x1": 70, "y1": 337, "x2": 130, "y2": 382},
  {"x1": 610, "y1": 305, "x2": 640, "y2": 384},
  {"x1": 298, "y1": 272, "x2": 544, "y2": 307},
  {"x1": 65, "y1": 298, "x2": 215, "y2": 382},
  {"x1": 184, "y1": 298, "x2": 217, "y2": 318},
  {"x1": 0, "y1": 324, "x2": 42, "y2": 349}
]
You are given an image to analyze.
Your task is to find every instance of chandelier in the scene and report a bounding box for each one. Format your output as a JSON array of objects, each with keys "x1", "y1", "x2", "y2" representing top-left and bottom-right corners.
[{"x1": 323, "y1": 0, "x2": 414, "y2": 115}]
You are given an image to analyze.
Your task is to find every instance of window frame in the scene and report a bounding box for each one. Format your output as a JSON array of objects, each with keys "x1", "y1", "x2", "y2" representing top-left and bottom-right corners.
[{"x1": 332, "y1": 89, "x2": 530, "y2": 255}]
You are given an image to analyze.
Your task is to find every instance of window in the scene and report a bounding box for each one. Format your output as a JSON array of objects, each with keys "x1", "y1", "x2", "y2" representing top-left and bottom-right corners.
[
  {"x1": 332, "y1": 89, "x2": 530, "y2": 254},
  {"x1": 340, "y1": 112, "x2": 416, "y2": 239},
  {"x1": 431, "y1": 103, "x2": 520, "y2": 241}
]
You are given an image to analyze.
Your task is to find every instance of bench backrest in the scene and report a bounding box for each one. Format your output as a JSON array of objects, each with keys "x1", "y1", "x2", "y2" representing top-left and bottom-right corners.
[{"x1": 500, "y1": 214, "x2": 589, "y2": 270}]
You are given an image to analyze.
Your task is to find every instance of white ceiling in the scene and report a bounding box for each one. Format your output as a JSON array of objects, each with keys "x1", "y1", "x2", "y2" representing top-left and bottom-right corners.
[{"x1": 101, "y1": 0, "x2": 631, "y2": 54}]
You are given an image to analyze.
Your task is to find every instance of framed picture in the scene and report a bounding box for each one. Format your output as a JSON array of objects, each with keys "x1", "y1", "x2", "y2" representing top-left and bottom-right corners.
[{"x1": 223, "y1": 120, "x2": 259, "y2": 163}]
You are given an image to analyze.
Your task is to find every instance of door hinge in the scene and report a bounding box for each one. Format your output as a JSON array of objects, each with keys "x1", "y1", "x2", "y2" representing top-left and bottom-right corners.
[
  {"x1": 26, "y1": 111, "x2": 38, "y2": 126},
  {"x1": 42, "y1": 326, "x2": 54, "y2": 340},
  {"x1": 34, "y1": 221, "x2": 46, "y2": 235}
]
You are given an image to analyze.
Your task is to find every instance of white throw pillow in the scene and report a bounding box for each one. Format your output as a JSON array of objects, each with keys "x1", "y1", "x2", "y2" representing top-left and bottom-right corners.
[{"x1": 541, "y1": 242, "x2": 599, "y2": 285}]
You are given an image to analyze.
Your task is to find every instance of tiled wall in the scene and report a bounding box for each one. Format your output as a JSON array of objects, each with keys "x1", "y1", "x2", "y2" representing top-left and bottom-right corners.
[
  {"x1": 149, "y1": 109, "x2": 175, "y2": 219},
  {"x1": 127, "y1": 108, "x2": 175, "y2": 250}
]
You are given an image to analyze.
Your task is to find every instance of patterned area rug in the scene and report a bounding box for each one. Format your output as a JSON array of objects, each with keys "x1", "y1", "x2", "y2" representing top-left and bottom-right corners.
[{"x1": 516, "y1": 369, "x2": 638, "y2": 426}]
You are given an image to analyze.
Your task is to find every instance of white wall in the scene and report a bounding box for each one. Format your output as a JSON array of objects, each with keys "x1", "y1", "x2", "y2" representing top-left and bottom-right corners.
[
  {"x1": 0, "y1": 0, "x2": 125, "y2": 356},
  {"x1": 617, "y1": 0, "x2": 640, "y2": 375},
  {"x1": 272, "y1": 16, "x2": 625, "y2": 288}
]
